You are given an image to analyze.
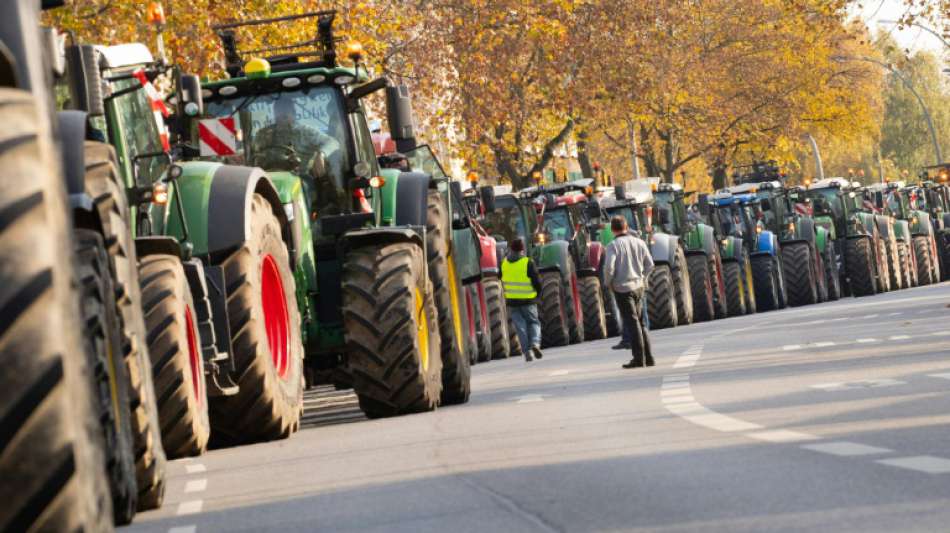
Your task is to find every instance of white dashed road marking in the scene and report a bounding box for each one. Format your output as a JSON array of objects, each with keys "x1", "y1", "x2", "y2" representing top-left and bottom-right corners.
[
  {"x1": 548, "y1": 369, "x2": 570, "y2": 376},
  {"x1": 928, "y1": 373, "x2": 950, "y2": 380},
  {"x1": 185, "y1": 463, "x2": 206, "y2": 474},
  {"x1": 889, "y1": 335, "x2": 911, "y2": 340},
  {"x1": 814, "y1": 341, "x2": 836, "y2": 348},
  {"x1": 176, "y1": 500, "x2": 204, "y2": 515},
  {"x1": 748, "y1": 430, "x2": 819, "y2": 443},
  {"x1": 184, "y1": 479, "x2": 208, "y2": 493},
  {"x1": 802, "y1": 442, "x2": 893, "y2": 457},
  {"x1": 877, "y1": 456, "x2": 950, "y2": 474},
  {"x1": 168, "y1": 526, "x2": 197, "y2": 533},
  {"x1": 513, "y1": 394, "x2": 545, "y2": 403},
  {"x1": 856, "y1": 338, "x2": 878, "y2": 343},
  {"x1": 782, "y1": 345, "x2": 802, "y2": 351}
]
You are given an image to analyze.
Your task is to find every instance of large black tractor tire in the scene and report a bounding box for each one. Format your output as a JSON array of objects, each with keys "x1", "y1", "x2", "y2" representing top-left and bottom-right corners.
[
  {"x1": 782, "y1": 242, "x2": 818, "y2": 307},
  {"x1": 686, "y1": 255, "x2": 715, "y2": 323},
  {"x1": 939, "y1": 233, "x2": 950, "y2": 282},
  {"x1": 742, "y1": 257, "x2": 757, "y2": 314},
  {"x1": 343, "y1": 242, "x2": 442, "y2": 417},
  {"x1": 0, "y1": 88, "x2": 112, "y2": 532},
  {"x1": 566, "y1": 271, "x2": 584, "y2": 344},
  {"x1": 139, "y1": 255, "x2": 211, "y2": 457},
  {"x1": 673, "y1": 247, "x2": 694, "y2": 325},
  {"x1": 845, "y1": 238, "x2": 877, "y2": 297},
  {"x1": 468, "y1": 285, "x2": 491, "y2": 364},
  {"x1": 426, "y1": 191, "x2": 471, "y2": 405},
  {"x1": 713, "y1": 259, "x2": 729, "y2": 319},
  {"x1": 897, "y1": 241, "x2": 913, "y2": 289},
  {"x1": 579, "y1": 276, "x2": 607, "y2": 340},
  {"x1": 723, "y1": 261, "x2": 746, "y2": 317},
  {"x1": 887, "y1": 240, "x2": 904, "y2": 290},
  {"x1": 83, "y1": 141, "x2": 167, "y2": 510},
  {"x1": 484, "y1": 278, "x2": 511, "y2": 360},
  {"x1": 751, "y1": 255, "x2": 780, "y2": 311},
  {"x1": 913, "y1": 236, "x2": 937, "y2": 286},
  {"x1": 211, "y1": 194, "x2": 304, "y2": 442},
  {"x1": 76, "y1": 230, "x2": 139, "y2": 524},
  {"x1": 540, "y1": 271, "x2": 570, "y2": 347},
  {"x1": 647, "y1": 265, "x2": 678, "y2": 330},
  {"x1": 509, "y1": 315, "x2": 524, "y2": 356},
  {"x1": 876, "y1": 236, "x2": 891, "y2": 293}
]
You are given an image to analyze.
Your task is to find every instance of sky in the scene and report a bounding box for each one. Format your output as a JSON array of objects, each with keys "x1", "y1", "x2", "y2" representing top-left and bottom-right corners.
[{"x1": 857, "y1": 0, "x2": 948, "y2": 56}]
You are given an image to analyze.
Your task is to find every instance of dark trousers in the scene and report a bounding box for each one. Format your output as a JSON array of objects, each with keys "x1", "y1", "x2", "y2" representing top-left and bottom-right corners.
[{"x1": 614, "y1": 289, "x2": 653, "y2": 365}]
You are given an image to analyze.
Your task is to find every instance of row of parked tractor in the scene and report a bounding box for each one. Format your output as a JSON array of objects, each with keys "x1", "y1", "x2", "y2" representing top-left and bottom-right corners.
[
  {"x1": 3, "y1": 5, "x2": 529, "y2": 530},
  {"x1": 459, "y1": 160, "x2": 950, "y2": 360}
]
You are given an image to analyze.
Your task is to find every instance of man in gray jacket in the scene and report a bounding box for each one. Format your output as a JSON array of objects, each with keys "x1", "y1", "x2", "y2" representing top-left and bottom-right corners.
[{"x1": 603, "y1": 216, "x2": 655, "y2": 368}]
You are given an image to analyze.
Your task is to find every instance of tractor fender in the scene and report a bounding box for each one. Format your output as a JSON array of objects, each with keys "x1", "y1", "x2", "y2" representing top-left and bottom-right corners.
[
  {"x1": 873, "y1": 215, "x2": 892, "y2": 239},
  {"x1": 478, "y1": 234, "x2": 499, "y2": 275},
  {"x1": 135, "y1": 236, "x2": 182, "y2": 259},
  {"x1": 815, "y1": 225, "x2": 829, "y2": 253},
  {"x1": 893, "y1": 219, "x2": 911, "y2": 242},
  {"x1": 754, "y1": 231, "x2": 777, "y2": 256},
  {"x1": 720, "y1": 236, "x2": 742, "y2": 262},
  {"x1": 794, "y1": 216, "x2": 816, "y2": 244},
  {"x1": 170, "y1": 162, "x2": 290, "y2": 259},
  {"x1": 343, "y1": 227, "x2": 424, "y2": 251},
  {"x1": 649, "y1": 233, "x2": 677, "y2": 265},
  {"x1": 911, "y1": 212, "x2": 933, "y2": 237},
  {"x1": 535, "y1": 240, "x2": 571, "y2": 276},
  {"x1": 587, "y1": 241, "x2": 604, "y2": 274}
]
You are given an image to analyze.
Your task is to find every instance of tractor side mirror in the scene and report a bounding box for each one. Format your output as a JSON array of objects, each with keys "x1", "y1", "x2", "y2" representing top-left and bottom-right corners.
[
  {"x1": 452, "y1": 218, "x2": 470, "y2": 230},
  {"x1": 385, "y1": 84, "x2": 416, "y2": 153},
  {"x1": 178, "y1": 74, "x2": 204, "y2": 118},
  {"x1": 65, "y1": 44, "x2": 104, "y2": 116},
  {"x1": 479, "y1": 186, "x2": 496, "y2": 213},
  {"x1": 614, "y1": 184, "x2": 626, "y2": 200}
]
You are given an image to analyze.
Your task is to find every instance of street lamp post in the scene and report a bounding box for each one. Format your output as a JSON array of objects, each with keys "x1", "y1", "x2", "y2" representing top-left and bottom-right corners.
[{"x1": 832, "y1": 55, "x2": 943, "y2": 165}]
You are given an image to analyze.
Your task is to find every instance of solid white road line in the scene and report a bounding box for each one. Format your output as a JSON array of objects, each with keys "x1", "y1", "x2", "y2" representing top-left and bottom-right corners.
[
  {"x1": 747, "y1": 430, "x2": 819, "y2": 443},
  {"x1": 176, "y1": 500, "x2": 204, "y2": 515},
  {"x1": 168, "y1": 526, "x2": 197, "y2": 533},
  {"x1": 877, "y1": 456, "x2": 950, "y2": 474},
  {"x1": 184, "y1": 479, "x2": 208, "y2": 493},
  {"x1": 184, "y1": 464, "x2": 206, "y2": 474},
  {"x1": 802, "y1": 441, "x2": 893, "y2": 457}
]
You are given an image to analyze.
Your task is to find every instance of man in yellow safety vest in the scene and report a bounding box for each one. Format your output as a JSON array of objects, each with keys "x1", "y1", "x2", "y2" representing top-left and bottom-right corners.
[{"x1": 502, "y1": 237, "x2": 544, "y2": 361}]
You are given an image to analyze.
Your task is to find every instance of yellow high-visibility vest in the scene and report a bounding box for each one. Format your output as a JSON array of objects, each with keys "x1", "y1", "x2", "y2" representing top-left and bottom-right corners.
[{"x1": 501, "y1": 257, "x2": 537, "y2": 299}]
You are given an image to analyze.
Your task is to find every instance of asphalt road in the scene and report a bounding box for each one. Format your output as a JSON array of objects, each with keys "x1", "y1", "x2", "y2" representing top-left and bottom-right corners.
[{"x1": 126, "y1": 282, "x2": 950, "y2": 533}]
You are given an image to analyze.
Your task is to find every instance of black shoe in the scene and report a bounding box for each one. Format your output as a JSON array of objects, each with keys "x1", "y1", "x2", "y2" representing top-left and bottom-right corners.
[
  {"x1": 645, "y1": 357, "x2": 655, "y2": 367},
  {"x1": 532, "y1": 346, "x2": 543, "y2": 360},
  {"x1": 622, "y1": 360, "x2": 644, "y2": 369},
  {"x1": 525, "y1": 355, "x2": 534, "y2": 362},
  {"x1": 612, "y1": 342, "x2": 631, "y2": 350}
]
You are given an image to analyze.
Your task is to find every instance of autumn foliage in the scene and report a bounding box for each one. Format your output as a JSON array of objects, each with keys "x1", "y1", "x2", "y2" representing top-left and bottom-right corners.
[{"x1": 48, "y1": 0, "x2": 932, "y2": 190}]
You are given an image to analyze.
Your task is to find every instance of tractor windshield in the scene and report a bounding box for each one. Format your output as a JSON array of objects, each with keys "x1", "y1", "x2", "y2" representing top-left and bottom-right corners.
[
  {"x1": 605, "y1": 206, "x2": 639, "y2": 232},
  {"x1": 482, "y1": 197, "x2": 528, "y2": 245},
  {"x1": 203, "y1": 86, "x2": 351, "y2": 214},
  {"x1": 653, "y1": 192, "x2": 678, "y2": 234},
  {"x1": 542, "y1": 207, "x2": 573, "y2": 241},
  {"x1": 809, "y1": 188, "x2": 844, "y2": 219}
]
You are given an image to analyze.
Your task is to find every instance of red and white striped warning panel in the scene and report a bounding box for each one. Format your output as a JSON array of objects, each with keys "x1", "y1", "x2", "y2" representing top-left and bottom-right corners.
[
  {"x1": 199, "y1": 118, "x2": 238, "y2": 157},
  {"x1": 132, "y1": 69, "x2": 171, "y2": 151}
]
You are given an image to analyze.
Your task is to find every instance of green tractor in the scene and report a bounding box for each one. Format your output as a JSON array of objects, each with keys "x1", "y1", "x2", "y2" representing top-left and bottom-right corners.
[
  {"x1": 913, "y1": 167, "x2": 950, "y2": 280},
  {"x1": 874, "y1": 182, "x2": 940, "y2": 286},
  {"x1": 523, "y1": 180, "x2": 609, "y2": 342},
  {"x1": 653, "y1": 182, "x2": 722, "y2": 323},
  {"x1": 478, "y1": 184, "x2": 584, "y2": 347},
  {"x1": 806, "y1": 178, "x2": 890, "y2": 297},
  {"x1": 705, "y1": 191, "x2": 764, "y2": 316},
  {"x1": 725, "y1": 163, "x2": 826, "y2": 308},
  {"x1": 182, "y1": 11, "x2": 469, "y2": 417}
]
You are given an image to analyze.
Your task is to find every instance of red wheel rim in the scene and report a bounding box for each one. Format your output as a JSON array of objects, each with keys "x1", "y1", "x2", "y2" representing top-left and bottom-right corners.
[
  {"x1": 183, "y1": 306, "x2": 203, "y2": 406},
  {"x1": 261, "y1": 254, "x2": 290, "y2": 378}
]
